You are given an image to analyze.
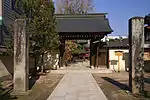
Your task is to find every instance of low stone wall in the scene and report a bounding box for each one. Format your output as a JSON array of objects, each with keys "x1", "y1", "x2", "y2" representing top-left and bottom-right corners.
[
  {"x1": 0, "y1": 56, "x2": 35, "y2": 78},
  {"x1": 0, "y1": 56, "x2": 13, "y2": 77},
  {"x1": 0, "y1": 52, "x2": 60, "y2": 78}
]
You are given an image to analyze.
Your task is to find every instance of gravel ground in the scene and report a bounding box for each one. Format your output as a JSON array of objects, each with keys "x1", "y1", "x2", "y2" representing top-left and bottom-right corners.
[
  {"x1": 93, "y1": 72, "x2": 150, "y2": 100},
  {"x1": 13, "y1": 73, "x2": 64, "y2": 100},
  {"x1": 0, "y1": 73, "x2": 64, "y2": 100}
]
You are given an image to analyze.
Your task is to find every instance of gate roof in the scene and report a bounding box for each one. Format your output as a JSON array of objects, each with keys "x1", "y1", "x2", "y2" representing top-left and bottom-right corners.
[{"x1": 55, "y1": 13, "x2": 113, "y2": 33}]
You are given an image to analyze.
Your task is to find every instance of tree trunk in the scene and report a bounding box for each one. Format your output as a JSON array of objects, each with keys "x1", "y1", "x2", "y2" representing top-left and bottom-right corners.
[
  {"x1": 41, "y1": 52, "x2": 45, "y2": 73},
  {"x1": 32, "y1": 54, "x2": 39, "y2": 76},
  {"x1": 31, "y1": 55, "x2": 37, "y2": 76}
]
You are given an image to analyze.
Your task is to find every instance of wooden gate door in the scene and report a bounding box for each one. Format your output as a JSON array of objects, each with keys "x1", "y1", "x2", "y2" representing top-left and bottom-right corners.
[{"x1": 98, "y1": 52, "x2": 107, "y2": 66}]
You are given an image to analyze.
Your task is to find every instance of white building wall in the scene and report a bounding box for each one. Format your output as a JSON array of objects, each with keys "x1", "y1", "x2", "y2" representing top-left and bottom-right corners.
[
  {"x1": 102, "y1": 36, "x2": 128, "y2": 42},
  {"x1": 109, "y1": 49, "x2": 129, "y2": 72}
]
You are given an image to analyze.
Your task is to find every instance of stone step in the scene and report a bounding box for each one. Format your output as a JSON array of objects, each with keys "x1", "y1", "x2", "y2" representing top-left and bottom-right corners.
[
  {"x1": 50, "y1": 69, "x2": 112, "y2": 74},
  {"x1": 90, "y1": 69, "x2": 112, "y2": 73}
]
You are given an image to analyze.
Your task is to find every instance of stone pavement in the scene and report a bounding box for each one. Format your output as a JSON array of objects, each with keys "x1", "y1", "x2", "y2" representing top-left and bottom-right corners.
[{"x1": 47, "y1": 69, "x2": 107, "y2": 100}]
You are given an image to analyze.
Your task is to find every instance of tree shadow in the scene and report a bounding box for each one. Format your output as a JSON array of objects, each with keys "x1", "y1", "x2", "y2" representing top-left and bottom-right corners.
[
  {"x1": 29, "y1": 75, "x2": 40, "y2": 90},
  {"x1": 0, "y1": 83, "x2": 17, "y2": 100},
  {"x1": 0, "y1": 74, "x2": 40, "y2": 99},
  {"x1": 102, "y1": 77, "x2": 129, "y2": 90}
]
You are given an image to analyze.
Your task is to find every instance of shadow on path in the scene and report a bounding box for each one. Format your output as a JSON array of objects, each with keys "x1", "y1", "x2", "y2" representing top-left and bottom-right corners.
[
  {"x1": 102, "y1": 77, "x2": 129, "y2": 90},
  {"x1": 29, "y1": 75, "x2": 40, "y2": 90},
  {"x1": 144, "y1": 78, "x2": 150, "y2": 84}
]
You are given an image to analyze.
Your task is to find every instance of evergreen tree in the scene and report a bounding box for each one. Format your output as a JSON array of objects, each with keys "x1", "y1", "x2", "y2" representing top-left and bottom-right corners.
[{"x1": 13, "y1": 0, "x2": 59, "y2": 73}]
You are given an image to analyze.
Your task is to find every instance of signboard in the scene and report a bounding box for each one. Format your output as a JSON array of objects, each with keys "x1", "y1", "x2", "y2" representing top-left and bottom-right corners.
[
  {"x1": 144, "y1": 52, "x2": 150, "y2": 60},
  {"x1": 115, "y1": 51, "x2": 123, "y2": 56},
  {"x1": 110, "y1": 60, "x2": 118, "y2": 65}
]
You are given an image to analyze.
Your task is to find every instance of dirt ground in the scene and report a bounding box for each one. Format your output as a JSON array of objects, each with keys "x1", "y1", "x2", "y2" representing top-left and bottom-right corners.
[
  {"x1": 0, "y1": 73, "x2": 63, "y2": 100},
  {"x1": 93, "y1": 72, "x2": 150, "y2": 100}
]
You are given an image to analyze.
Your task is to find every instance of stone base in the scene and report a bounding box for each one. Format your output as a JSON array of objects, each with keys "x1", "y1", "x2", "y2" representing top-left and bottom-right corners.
[
  {"x1": 91, "y1": 66, "x2": 94, "y2": 69},
  {"x1": 90, "y1": 69, "x2": 112, "y2": 73},
  {"x1": 59, "y1": 66, "x2": 66, "y2": 70},
  {"x1": 11, "y1": 90, "x2": 30, "y2": 96},
  {"x1": 56, "y1": 65, "x2": 59, "y2": 70}
]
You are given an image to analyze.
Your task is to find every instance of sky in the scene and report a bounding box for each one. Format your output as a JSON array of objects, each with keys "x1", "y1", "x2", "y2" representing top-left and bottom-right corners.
[
  {"x1": 53, "y1": 0, "x2": 150, "y2": 36},
  {"x1": 94, "y1": 0, "x2": 150, "y2": 36}
]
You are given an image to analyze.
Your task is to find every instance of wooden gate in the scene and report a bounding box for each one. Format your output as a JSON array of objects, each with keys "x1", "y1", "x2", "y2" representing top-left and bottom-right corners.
[{"x1": 98, "y1": 52, "x2": 107, "y2": 66}]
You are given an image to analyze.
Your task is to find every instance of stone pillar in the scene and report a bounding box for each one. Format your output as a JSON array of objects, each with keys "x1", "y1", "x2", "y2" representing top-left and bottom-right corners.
[
  {"x1": 13, "y1": 19, "x2": 29, "y2": 95},
  {"x1": 59, "y1": 39, "x2": 65, "y2": 68},
  {"x1": 129, "y1": 17, "x2": 144, "y2": 94}
]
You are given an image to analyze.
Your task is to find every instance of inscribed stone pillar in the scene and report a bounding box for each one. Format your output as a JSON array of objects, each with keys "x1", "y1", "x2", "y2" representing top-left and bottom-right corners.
[
  {"x1": 129, "y1": 17, "x2": 144, "y2": 94},
  {"x1": 13, "y1": 19, "x2": 29, "y2": 95}
]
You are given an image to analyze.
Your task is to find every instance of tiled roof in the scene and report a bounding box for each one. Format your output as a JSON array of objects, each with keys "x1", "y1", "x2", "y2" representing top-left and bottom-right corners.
[
  {"x1": 55, "y1": 13, "x2": 113, "y2": 33},
  {"x1": 105, "y1": 38, "x2": 129, "y2": 48},
  {"x1": 105, "y1": 38, "x2": 150, "y2": 49}
]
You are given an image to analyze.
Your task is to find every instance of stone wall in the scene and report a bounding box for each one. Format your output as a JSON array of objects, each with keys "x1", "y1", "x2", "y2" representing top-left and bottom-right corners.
[
  {"x1": 0, "y1": 52, "x2": 60, "y2": 78},
  {"x1": 0, "y1": 56, "x2": 13, "y2": 77},
  {"x1": 0, "y1": 56, "x2": 35, "y2": 78}
]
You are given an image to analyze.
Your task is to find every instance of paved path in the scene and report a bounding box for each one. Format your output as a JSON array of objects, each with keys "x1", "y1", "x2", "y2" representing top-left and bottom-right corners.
[{"x1": 47, "y1": 70, "x2": 107, "y2": 100}]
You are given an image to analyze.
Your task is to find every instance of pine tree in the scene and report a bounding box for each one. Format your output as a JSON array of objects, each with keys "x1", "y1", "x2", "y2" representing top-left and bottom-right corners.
[{"x1": 14, "y1": 0, "x2": 59, "y2": 73}]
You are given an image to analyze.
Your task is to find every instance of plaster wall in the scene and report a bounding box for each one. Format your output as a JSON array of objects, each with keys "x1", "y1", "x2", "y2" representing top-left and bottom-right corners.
[{"x1": 109, "y1": 49, "x2": 129, "y2": 72}]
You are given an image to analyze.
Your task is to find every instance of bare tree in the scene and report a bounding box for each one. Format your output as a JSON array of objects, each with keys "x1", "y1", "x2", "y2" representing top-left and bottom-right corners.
[{"x1": 55, "y1": 0, "x2": 94, "y2": 14}]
